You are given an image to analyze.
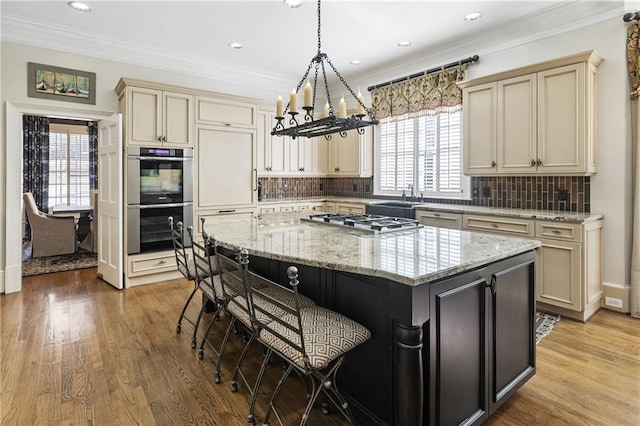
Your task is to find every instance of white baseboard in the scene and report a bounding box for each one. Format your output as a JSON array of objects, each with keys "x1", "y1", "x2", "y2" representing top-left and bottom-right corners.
[
  {"x1": 0, "y1": 270, "x2": 4, "y2": 294},
  {"x1": 602, "y1": 282, "x2": 631, "y2": 313}
]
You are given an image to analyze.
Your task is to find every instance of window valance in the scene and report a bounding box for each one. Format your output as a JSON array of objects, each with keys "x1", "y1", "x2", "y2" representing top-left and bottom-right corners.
[{"x1": 370, "y1": 64, "x2": 467, "y2": 121}]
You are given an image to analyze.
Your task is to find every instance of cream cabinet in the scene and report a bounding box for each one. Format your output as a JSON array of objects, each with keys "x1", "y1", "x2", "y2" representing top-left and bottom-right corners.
[
  {"x1": 334, "y1": 202, "x2": 366, "y2": 214},
  {"x1": 195, "y1": 125, "x2": 257, "y2": 211},
  {"x1": 289, "y1": 137, "x2": 329, "y2": 175},
  {"x1": 415, "y1": 210, "x2": 463, "y2": 230},
  {"x1": 196, "y1": 96, "x2": 257, "y2": 129},
  {"x1": 257, "y1": 109, "x2": 286, "y2": 175},
  {"x1": 117, "y1": 84, "x2": 193, "y2": 147},
  {"x1": 460, "y1": 50, "x2": 602, "y2": 177},
  {"x1": 328, "y1": 126, "x2": 373, "y2": 177},
  {"x1": 462, "y1": 213, "x2": 603, "y2": 321}
]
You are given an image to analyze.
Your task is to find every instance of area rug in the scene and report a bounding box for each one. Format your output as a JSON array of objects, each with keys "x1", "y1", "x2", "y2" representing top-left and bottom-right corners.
[
  {"x1": 22, "y1": 241, "x2": 97, "y2": 276},
  {"x1": 536, "y1": 312, "x2": 561, "y2": 344}
]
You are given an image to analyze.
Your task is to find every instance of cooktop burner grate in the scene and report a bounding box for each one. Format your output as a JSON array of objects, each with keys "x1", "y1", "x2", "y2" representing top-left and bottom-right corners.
[{"x1": 304, "y1": 213, "x2": 422, "y2": 233}]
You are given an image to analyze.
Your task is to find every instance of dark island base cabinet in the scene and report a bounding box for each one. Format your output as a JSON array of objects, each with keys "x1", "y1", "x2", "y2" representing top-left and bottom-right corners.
[
  {"x1": 428, "y1": 257, "x2": 536, "y2": 426},
  {"x1": 220, "y1": 248, "x2": 536, "y2": 425}
]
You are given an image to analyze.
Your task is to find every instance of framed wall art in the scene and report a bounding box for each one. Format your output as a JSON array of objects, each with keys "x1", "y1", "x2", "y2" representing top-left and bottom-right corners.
[{"x1": 27, "y1": 62, "x2": 96, "y2": 105}]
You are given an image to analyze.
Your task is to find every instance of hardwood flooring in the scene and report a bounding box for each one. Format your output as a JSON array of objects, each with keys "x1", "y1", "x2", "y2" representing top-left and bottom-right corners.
[{"x1": 1, "y1": 268, "x2": 639, "y2": 425}]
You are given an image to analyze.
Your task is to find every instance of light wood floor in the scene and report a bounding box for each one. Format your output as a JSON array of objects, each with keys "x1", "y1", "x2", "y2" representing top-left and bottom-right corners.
[{"x1": 2, "y1": 268, "x2": 639, "y2": 426}]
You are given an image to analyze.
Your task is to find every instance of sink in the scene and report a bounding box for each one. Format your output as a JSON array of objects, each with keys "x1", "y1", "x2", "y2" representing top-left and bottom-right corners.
[{"x1": 366, "y1": 202, "x2": 416, "y2": 219}]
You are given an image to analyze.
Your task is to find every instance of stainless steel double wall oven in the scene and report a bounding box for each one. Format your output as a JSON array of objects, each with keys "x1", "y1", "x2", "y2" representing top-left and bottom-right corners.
[{"x1": 127, "y1": 146, "x2": 193, "y2": 254}]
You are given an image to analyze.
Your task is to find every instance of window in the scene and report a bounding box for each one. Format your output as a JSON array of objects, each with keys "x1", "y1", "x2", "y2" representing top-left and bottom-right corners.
[
  {"x1": 48, "y1": 123, "x2": 90, "y2": 209},
  {"x1": 375, "y1": 111, "x2": 470, "y2": 199}
]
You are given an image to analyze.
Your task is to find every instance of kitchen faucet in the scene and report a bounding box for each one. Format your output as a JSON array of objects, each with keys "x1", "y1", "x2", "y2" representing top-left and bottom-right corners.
[{"x1": 407, "y1": 184, "x2": 414, "y2": 201}]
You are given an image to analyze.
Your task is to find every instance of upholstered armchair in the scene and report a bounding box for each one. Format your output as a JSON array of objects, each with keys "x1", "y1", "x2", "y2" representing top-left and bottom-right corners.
[{"x1": 23, "y1": 192, "x2": 77, "y2": 258}]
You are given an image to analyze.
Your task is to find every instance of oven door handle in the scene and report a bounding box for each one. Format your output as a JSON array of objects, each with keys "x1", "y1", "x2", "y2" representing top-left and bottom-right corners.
[
  {"x1": 129, "y1": 202, "x2": 193, "y2": 209},
  {"x1": 129, "y1": 156, "x2": 193, "y2": 162}
]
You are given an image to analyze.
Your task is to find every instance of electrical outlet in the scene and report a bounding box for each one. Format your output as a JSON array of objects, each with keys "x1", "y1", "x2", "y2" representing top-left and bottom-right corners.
[
  {"x1": 353, "y1": 184, "x2": 357, "y2": 192},
  {"x1": 605, "y1": 297, "x2": 623, "y2": 309},
  {"x1": 472, "y1": 187, "x2": 479, "y2": 197},
  {"x1": 558, "y1": 189, "x2": 568, "y2": 201},
  {"x1": 365, "y1": 185, "x2": 370, "y2": 192}
]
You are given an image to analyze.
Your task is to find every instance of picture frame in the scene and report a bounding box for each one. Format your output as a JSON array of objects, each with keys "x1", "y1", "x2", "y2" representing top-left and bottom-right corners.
[{"x1": 27, "y1": 62, "x2": 96, "y2": 105}]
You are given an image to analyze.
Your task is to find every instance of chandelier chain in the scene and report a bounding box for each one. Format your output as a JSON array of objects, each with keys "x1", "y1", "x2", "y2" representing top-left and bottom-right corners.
[
  {"x1": 325, "y1": 56, "x2": 373, "y2": 117},
  {"x1": 317, "y1": 0, "x2": 322, "y2": 54}
]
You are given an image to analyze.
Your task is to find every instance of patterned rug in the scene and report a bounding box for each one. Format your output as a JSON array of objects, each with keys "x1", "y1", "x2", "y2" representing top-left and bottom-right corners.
[
  {"x1": 22, "y1": 241, "x2": 97, "y2": 276},
  {"x1": 536, "y1": 312, "x2": 561, "y2": 344}
]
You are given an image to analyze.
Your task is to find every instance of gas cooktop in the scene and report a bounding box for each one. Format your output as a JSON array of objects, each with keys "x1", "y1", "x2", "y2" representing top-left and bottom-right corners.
[{"x1": 302, "y1": 213, "x2": 422, "y2": 233}]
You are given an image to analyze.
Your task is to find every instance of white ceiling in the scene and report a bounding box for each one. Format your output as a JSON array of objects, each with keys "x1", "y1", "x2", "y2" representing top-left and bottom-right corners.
[{"x1": 0, "y1": 1, "x2": 623, "y2": 102}]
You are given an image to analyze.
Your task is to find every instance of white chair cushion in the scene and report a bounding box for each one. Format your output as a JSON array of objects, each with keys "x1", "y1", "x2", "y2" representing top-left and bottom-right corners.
[{"x1": 259, "y1": 306, "x2": 371, "y2": 370}]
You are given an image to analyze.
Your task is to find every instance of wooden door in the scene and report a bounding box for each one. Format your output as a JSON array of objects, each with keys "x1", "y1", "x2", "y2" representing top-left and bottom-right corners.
[{"x1": 97, "y1": 113, "x2": 123, "y2": 289}]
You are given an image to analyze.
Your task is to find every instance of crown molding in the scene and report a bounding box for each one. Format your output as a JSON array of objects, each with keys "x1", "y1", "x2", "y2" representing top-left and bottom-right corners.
[
  {"x1": 342, "y1": 1, "x2": 623, "y2": 94},
  {"x1": 0, "y1": 14, "x2": 291, "y2": 98}
]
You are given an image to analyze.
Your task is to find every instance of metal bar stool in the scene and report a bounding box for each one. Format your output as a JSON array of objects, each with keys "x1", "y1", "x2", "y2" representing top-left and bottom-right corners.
[
  {"x1": 169, "y1": 216, "x2": 213, "y2": 348},
  {"x1": 240, "y1": 250, "x2": 371, "y2": 426}
]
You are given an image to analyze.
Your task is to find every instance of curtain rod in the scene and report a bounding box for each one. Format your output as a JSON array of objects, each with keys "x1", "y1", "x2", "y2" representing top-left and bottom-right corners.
[
  {"x1": 367, "y1": 55, "x2": 480, "y2": 92},
  {"x1": 624, "y1": 11, "x2": 640, "y2": 22}
]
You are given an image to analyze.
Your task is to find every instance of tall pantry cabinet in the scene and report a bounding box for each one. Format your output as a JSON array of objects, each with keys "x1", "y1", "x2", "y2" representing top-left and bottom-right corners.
[{"x1": 116, "y1": 78, "x2": 259, "y2": 286}]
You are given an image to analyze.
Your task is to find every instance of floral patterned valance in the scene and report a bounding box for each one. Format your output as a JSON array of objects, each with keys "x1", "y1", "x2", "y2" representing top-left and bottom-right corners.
[
  {"x1": 370, "y1": 64, "x2": 467, "y2": 121},
  {"x1": 628, "y1": 22, "x2": 640, "y2": 99}
]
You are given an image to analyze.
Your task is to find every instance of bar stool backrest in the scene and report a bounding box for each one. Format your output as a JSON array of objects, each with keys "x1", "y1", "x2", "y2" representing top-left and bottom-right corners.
[
  {"x1": 186, "y1": 225, "x2": 220, "y2": 302},
  {"x1": 169, "y1": 216, "x2": 193, "y2": 281}
]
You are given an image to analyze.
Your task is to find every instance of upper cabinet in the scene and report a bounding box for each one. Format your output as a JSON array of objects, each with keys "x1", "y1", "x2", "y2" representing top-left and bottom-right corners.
[
  {"x1": 116, "y1": 82, "x2": 193, "y2": 147},
  {"x1": 460, "y1": 50, "x2": 602, "y2": 176},
  {"x1": 195, "y1": 96, "x2": 257, "y2": 129},
  {"x1": 327, "y1": 116, "x2": 373, "y2": 177},
  {"x1": 257, "y1": 109, "x2": 287, "y2": 175}
]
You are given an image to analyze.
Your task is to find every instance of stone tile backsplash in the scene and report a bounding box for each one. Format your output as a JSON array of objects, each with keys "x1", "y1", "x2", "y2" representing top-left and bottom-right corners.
[{"x1": 258, "y1": 176, "x2": 590, "y2": 212}]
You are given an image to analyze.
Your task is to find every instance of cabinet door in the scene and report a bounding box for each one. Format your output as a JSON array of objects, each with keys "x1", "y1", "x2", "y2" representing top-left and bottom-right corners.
[
  {"x1": 129, "y1": 87, "x2": 162, "y2": 146},
  {"x1": 256, "y1": 110, "x2": 270, "y2": 174},
  {"x1": 196, "y1": 126, "x2": 257, "y2": 209},
  {"x1": 329, "y1": 131, "x2": 359, "y2": 175},
  {"x1": 463, "y1": 82, "x2": 497, "y2": 175},
  {"x1": 537, "y1": 63, "x2": 585, "y2": 173},
  {"x1": 195, "y1": 96, "x2": 257, "y2": 128},
  {"x1": 289, "y1": 137, "x2": 302, "y2": 174},
  {"x1": 313, "y1": 137, "x2": 329, "y2": 174},
  {"x1": 536, "y1": 239, "x2": 582, "y2": 311},
  {"x1": 497, "y1": 74, "x2": 537, "y2": 173},
  {"x1": 429, "y1": 276, "x2": 489, "y2": 426},
  {"x1": 163, "y1": 91, "x2": 193, "y2": 147},
  {"x1": 490, "y1": 260, "x2": 535, "y2": 412}
]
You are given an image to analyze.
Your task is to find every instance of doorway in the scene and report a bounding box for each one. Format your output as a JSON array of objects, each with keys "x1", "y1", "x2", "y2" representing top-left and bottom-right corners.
[{"x1": 5, "y1": 102, "x2": 115, "y2": 293}]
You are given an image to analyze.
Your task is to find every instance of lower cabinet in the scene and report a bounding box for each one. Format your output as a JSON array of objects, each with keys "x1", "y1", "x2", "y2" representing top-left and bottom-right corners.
[
  {"x1": 415, "y1": 210, "x2": 463, "y2": 230},
  {"x1": 334, "y1": 202, "x2": 366, "y2": 214},
  {"x1": 428, "y1": 254, "x2": 535, "y2": 425},
  {"x1": 125, "y1": 250, "x2": 183, "y2": 287}
]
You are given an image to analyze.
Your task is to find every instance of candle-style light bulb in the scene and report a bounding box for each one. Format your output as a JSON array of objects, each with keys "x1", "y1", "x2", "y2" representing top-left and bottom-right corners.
[
  {"x1": 289, "y1": 88, "x2": 297, "y2": 113},
  {"x1": 324, "y1": 102, "x2": 330, "y2": 117},
  {"x1": 304, "y1": 81, "x2": 313, "y2": 108},
  {"x1": 338, "y1": 96, "x2": 347, "y2": 118},
  {"x1": 356, "y1": 90, "x2": 364, "y2": 115},
  {"x1": 276, "y1": 95, "x2": 284, "y2": 117}
]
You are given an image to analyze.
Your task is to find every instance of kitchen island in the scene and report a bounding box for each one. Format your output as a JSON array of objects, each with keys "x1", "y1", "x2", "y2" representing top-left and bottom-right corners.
[{"x1": 204, "y1": 212, "x2": 541, "y2": 425}]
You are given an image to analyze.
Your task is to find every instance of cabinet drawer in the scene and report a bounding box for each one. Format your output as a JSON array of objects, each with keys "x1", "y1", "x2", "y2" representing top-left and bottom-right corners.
[
  {"x1": 128, "y1": 252, "x2": 177, "y2": 277},
  {"x1": 196, "y1": 208, "x2": 256, "y2": 232},
  {"x1": 463, "y1": 215, "x2": 534, "y2": 237},
  {"x1": 335, "y1": 203, "x2": 365, "y2": 214},
  {"x1": 535, "y1": 221, "x2": 582, "y2": 242},
  {"x1": 416, "y1": 211, "x2": 462, "y2": 230},
  {"x1": 258, "y1": 206, "x2": 277, "y2": 214},
  {"x1": 196, "y1": 96, "x2": 256, "y2": 128}
]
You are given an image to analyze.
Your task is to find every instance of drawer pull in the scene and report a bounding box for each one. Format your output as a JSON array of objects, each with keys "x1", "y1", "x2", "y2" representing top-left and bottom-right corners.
[
  {"x1": 218, "y1": 209, "x2": 236, "y2": 213},
  {"x1": 551, "y1": 230, "x2": 562, "y2": 234},
  {"x1": 491, "y1": 223, "x2": 499, "y2": 228},
  {"x1": 433, "y1": 213, "x2": 440, "y2": 217},
  {"x1": 158, "y1": 260, "x2": 166, "y2": 265}
]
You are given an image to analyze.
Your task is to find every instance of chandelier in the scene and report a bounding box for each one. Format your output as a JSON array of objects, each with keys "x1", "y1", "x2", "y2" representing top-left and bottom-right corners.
[{"x1": 272, "y1": 0, "x2": 379, "y2": 140}]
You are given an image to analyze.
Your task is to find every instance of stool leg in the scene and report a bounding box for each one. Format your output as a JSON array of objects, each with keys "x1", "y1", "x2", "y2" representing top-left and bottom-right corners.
[
  {"x1": 262, "y1": 363, "x2": 295, "y2": 426},
  {"x1": 247, "y1": 348, "x2": 272, "y2": 426},
  {"x1": 214, "y1": 315, "x2": 236, "y2": 384},
  {"x1": 231, "y1": 332, "x2": 256, "y2": 392},
  {"x1": 176, "y1": 283, "x2": 198, "y2": 334}
]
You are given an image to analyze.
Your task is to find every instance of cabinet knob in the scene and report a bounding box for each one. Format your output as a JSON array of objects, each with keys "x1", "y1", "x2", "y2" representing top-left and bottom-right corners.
[
  {"x1": 225, "y1": 123, "x2": 231, "y2": 127},
  {"x1": 537, "y1": 159, "x2": 543, "y2": 166},
  {"x1": 158, "y1": 136, "x2": 163, "y2": 142},
  {"x1": 531, "y1": 159, "x2": 536, "y2": 166},
  {"x1": 491, "y1": 161, "x2": 496, "y2": 168}
]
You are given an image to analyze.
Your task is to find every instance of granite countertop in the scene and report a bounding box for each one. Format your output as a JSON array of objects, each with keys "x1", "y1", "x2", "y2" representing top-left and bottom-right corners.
[
  {"x1": 258, "y1": 197, "x2": 602, "y2": 224},
  {"x1": 203, "y1": 211, "x2": 541, "y2": 287}
]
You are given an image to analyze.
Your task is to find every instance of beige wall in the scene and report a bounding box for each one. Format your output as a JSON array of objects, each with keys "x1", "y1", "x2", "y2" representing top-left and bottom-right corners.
[{"x1": 1, "y1": 17, "x2": 631, "y2": 301}]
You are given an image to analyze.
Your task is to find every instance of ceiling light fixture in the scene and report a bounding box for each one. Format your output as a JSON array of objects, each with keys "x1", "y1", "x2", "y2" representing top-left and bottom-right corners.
[
  {"x1": 272, "y1": 0, "x2": 378, "y2": 140},
  {"x1": 283, "y1": 0, "x2": 302, "y2": 8},
  {"x1": 464, "y1": 12, "x2": 483, "y2": 21},
  {"x1": 67, "y1": 1, "x2": 91, "y2": 12},
  {"x1": 397, "y1": 40, "x2": 412, "y2": 48},
  {"x1": 228, "y1": 42, "x2": 244, "y2": 49},
  {"x1": 350, "y1": 60, "x2": 361, "y2": 65}
]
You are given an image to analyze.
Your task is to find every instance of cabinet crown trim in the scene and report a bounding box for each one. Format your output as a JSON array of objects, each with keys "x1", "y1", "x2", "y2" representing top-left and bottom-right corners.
[
  {"x1": 115, "y1": 77, "x2": 260, "y2": 104},
  {"x1": 457, "y1": 50, "x2": 602, "y2": 89}
]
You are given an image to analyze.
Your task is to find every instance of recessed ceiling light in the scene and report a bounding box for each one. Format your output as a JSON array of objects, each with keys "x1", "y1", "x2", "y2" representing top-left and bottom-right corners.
[
  {"x1": 464, "y1": 12, "x2": 482, "y2": 22},
  {"x1": 68, "y1": 1, "x2": 91, "y2": 12},
  {"x1": 283, "y1": 0, "x2": 302, "y2": 8},
  {"x1": 397, "y1": 40, "x2": 412, "y2": 48},
  {"x1": 350, "y1": 60, "x2": 361, "y2": 65},
  {"x1": 228, "y1": 42, "x2": 244, "y2": 49}
]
